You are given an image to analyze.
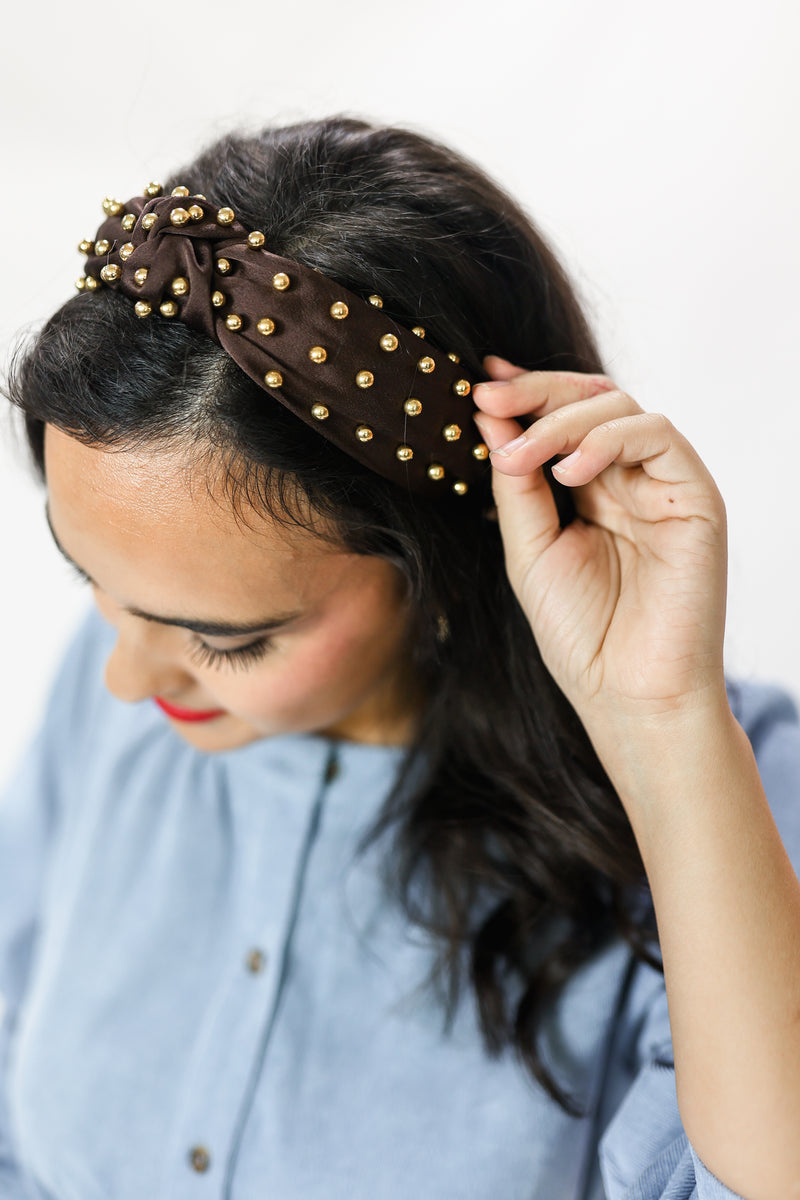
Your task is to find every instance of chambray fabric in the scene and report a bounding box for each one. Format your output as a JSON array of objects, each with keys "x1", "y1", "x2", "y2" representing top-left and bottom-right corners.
[{"x1": 1, "y1": 609, "x2": 797, "y2": 1200}]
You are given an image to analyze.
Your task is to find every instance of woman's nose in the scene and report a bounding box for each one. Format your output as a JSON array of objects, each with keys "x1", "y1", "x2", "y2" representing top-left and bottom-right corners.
[{"x1": 98, "y1": 600, "x2": 194, "y2": 705}]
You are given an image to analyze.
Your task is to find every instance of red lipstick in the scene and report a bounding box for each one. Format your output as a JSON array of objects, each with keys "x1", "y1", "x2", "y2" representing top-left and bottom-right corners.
[{"x1": 154, "y1": 697, "x2": 227, "y2": 723}]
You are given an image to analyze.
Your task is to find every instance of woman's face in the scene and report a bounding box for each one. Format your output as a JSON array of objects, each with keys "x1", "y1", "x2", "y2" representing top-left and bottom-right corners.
[{"x1": 43, "y1": 426, "x2": 423, "y2": 752}]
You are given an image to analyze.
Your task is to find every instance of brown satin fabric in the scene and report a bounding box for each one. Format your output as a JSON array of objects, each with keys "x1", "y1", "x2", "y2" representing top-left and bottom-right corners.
[{"x1": 82, "y1": 192, "x2": 490, "y2": 496}]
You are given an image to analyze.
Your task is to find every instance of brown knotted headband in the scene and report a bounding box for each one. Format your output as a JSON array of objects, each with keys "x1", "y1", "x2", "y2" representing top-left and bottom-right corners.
[{"x1": 77, "y1": 185, "x2": 491, "y2": 497}]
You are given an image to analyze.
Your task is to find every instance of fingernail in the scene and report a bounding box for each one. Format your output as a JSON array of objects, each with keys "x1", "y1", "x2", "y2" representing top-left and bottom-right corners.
[
  {"x1": 474, "y1": 380, "x2": 511, "y2": 393},
  {"x1": 491, "y1": 434, "x2": 527, "y2": 458},
  {"x1": 552, "y1": 449, "x2": 581, "y2": 474}
]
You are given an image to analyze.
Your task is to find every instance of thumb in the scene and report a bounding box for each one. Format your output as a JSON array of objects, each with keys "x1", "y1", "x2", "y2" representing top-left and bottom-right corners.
[{"x1": 472, "y1": 412, "x2": 562, "y2": 585}]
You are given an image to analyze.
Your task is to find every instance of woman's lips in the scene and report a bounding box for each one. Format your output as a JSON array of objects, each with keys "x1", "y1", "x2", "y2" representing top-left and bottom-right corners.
[{"x1": 154, "y1": 697, "x2": 227, "y2": 723}]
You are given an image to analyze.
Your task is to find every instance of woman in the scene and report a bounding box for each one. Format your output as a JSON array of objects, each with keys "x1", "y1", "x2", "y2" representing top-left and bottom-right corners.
[{"x1": 1, "y1": 116, "x2": 799, "y2": 1200}]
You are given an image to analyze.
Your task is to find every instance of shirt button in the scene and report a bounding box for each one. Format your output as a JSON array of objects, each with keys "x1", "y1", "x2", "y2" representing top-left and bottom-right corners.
[
  {"x1": 188, "y1": 1145, "x2": 211, "y2": 1173},
  {"x1": 245, "y1": 947, "x2": 267, "y2": 974}
]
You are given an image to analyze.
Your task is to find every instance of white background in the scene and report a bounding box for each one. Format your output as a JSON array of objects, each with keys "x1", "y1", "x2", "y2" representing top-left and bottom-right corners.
[{"x1": 1, "y1": 0, "x2": 798, "y2": 789}]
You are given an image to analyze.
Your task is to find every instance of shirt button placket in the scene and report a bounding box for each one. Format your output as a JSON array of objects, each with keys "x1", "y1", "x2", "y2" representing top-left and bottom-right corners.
[
  {"x1": 324, "y1": 748, "x2": 340, "y2": 784},
  {"x1": 170, "y1": 745, "x2": 336, "y2": 1195}
]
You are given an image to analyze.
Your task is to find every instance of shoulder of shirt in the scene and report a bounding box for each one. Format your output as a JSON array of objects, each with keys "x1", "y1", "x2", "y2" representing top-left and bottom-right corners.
[
  {"x1": 726, "y1": 673, "x2": 800, "y2": 873},
  {"x1": 726, "y1": 674, "x2": 800, "y2": 744}
]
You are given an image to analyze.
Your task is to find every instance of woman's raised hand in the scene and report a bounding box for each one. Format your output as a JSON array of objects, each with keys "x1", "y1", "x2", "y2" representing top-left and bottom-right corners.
[{"x1": 472, "y1": 357, "x2": 729, "y2": 736}]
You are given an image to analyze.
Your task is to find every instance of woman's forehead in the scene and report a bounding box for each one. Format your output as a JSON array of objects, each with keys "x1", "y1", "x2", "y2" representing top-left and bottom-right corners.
[
  {"x1": 43, "y1": 425, "x2": 329, "y2": 553},
  {"x1": 42, "y1": 425, "x2": 357, "y2": 613}
]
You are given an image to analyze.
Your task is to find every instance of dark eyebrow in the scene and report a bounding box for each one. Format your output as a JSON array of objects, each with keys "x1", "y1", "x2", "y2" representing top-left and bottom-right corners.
[{"x1": 44, "y1": 504, "x2": 302, "y2": 638}]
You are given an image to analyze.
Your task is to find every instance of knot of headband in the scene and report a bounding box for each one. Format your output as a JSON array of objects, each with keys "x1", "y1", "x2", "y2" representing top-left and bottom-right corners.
[{"x1": 77, "y1": 185, "x2": 491, "y2": 497}]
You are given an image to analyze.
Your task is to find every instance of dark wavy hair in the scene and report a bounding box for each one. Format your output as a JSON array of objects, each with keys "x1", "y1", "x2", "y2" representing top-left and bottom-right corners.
[{"x1": 5, "y1": 116, "x2": 659, "y2": 1113}]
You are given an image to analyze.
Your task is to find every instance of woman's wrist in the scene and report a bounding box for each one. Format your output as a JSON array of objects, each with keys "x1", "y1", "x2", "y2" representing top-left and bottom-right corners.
[{"x1": 577, "y1": 681, "x2": 740, "y2": 829}]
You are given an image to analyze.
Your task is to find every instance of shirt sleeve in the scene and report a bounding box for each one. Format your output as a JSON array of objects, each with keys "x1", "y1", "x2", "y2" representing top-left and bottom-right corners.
[
  {"x1": 597, "y1": 679, "x2": 800, "y2": 1200},
  {"x1": 0, "y1": 609, "x2": 103, "y2": 1196}
]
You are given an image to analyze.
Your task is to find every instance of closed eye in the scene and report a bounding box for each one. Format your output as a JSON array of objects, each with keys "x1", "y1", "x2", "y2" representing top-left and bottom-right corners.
[{"x1": 186, "y1": 636, "x2": 274, "y2": 672}]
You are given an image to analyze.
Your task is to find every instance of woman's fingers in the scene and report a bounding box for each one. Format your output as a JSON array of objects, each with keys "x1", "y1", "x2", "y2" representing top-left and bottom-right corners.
[
  {"x1": 549, "y1": 412, "x2": 714, "y2": 490},
  {"x1": 470, "y1": 377, "x2": 636, "y2": 577},
  {"x1": 475, "y1": 364, "x2": 617, "y2": 421},
  {"x1": 473, "y1": 398, "x2": 724, "y2": 582},
  {"x1": 482, "y1": 389, "x2": 645, "y2": 476},
  {"x1": 472, "y1": 410, "x2": 563, "y2": 574}
]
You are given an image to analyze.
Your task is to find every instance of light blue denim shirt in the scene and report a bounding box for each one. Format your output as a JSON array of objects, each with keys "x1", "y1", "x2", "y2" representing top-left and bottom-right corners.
[{"x1": 2, "y1": 609, "x2": 799, "y2": 1200}]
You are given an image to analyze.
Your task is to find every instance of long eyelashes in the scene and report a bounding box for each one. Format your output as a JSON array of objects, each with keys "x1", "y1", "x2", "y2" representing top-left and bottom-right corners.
[
  {"x1": 67, "y1": 561, "x2": 93, "y2": 585},
  {"x1": 186, "y1": 636, "x2": 273, "y2": 672}
]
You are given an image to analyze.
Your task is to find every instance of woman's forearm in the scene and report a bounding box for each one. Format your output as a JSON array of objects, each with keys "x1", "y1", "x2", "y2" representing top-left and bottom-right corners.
[
  {"x1": 592, "y1": 705, "x2": 800, "y2": 1200},
  {"x1": 473, "y1": 367, "x2": 799, "y2": 1195}
]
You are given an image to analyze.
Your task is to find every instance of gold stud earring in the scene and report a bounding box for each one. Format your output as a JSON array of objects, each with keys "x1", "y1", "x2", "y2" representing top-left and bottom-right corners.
[
  {"x1": 356, "y1": 425, "x2": 374, "y2": 442},
  {"x1": 257, "y1": 318, "x2": 275, "y2": 336},
  {"x1": 272, "y1": 272, "x2": 290, "y2": 291},
  {"x1": 311, "y1": 404, "x2": 329, "y2": 420},
  {"x1": 225, "y1": 314, "x2": 243, "y2": 331},
  {"x1": 170, "y1": 208, "x2": 190, "y2": 227},
  {"x1": 443, "y1": 424, "x2": 462, "y2": 442},
  {"x1": 396, "y1": 445, "x2": 413, "y2": 462},
  {"x1": 171, "y1": 277, "x2": 189, "y2": 296},
  {"x1": 217, "y1": 207, "x2": 235, "y2": 225},
  {"x1": 453, "y1": 379, "x2": 471, "y2": 396},
  {"x1": 379, "y1": 333, "x2": 398, "y2": 352},
  {"x1": 418, "y1": 356, "x2": 435, "y2": 373},
  {"x1": 100, "y1": 264, "x2": 121, "y2": 282},
  {"x1": 211, "y1": 291, "x2": 226, "y2": 307},
  {"x1": 472, "y1": 443, "x2": 490, "y2": 460},
  {"x1": 141, "y1": 213, "x2": 157, "y2": 230},
  {"x1": 404, "y1": 399, "x2": 422, "y2": 416},
  {"x1": 368, "y1": 294, "x2": 383, "y2": 307},
  {"x1": 356, "y1": 370, "x2": 374, "y2": 389},
  {"x1": 134, "y1": 268, "x2": 149, "y2": 286},
  {"x1": 134, "y1": 300, "x2": 152, "y2": 317},
  {"x1": 308, "y1": 346, "x2": 327, "y2": 363},
  {"x1": 330, "y1": 301, "x2": 349, "y2": 319},
  {"x1": 248, "y1": 231, "x2": 266, "y2": 248},
  {"x1": 216, "y1": 258, "x2": 231, "y2": 274},
  {"x1": 159, "y1": 301, "x2": 178, "y2": 317},
  {"x1": 427, "y1": 464, "x2": 445, "y2": 481},
  {"x1": 264, "y1": 371, "x2": 283, "y2": 388}
]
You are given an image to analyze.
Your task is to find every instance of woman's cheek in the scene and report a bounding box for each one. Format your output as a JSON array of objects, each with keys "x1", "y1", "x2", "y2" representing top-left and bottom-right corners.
[{"x1": 213, "y1": 638, "x2": 346, "y2": 721}]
